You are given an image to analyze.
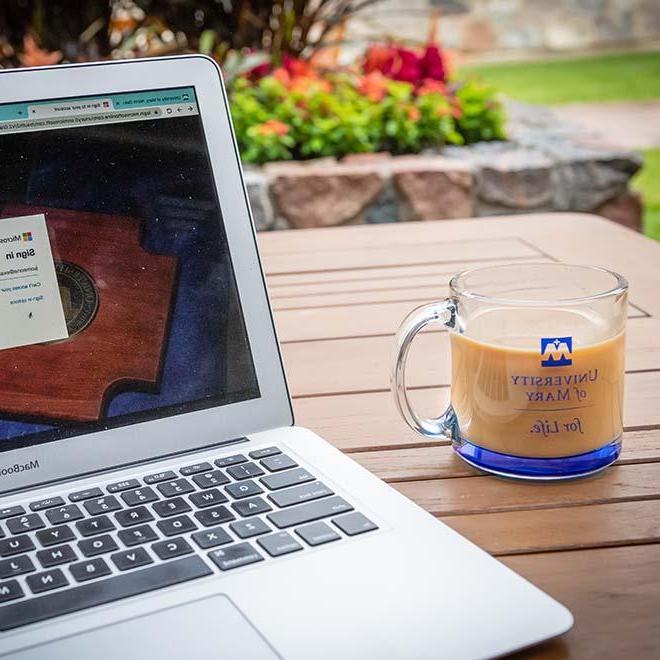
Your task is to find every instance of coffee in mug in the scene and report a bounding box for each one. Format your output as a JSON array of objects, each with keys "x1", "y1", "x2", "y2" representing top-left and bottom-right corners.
[{"x1": 392, "y1": 264, "x2": 627, "y2": 479}]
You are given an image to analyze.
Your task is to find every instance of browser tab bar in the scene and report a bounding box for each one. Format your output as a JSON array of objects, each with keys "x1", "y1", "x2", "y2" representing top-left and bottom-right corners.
[{"x1": 28, "y1": 98, "x2": 114, "y2": 118}]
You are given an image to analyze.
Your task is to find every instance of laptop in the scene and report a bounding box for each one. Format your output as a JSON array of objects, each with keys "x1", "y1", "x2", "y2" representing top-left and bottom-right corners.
[{"x1": 0, "y1": 56, "x2": 573, "y2": 659}]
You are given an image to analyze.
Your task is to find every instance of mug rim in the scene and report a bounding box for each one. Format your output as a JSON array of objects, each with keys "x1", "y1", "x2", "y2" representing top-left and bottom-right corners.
[{"x1": 449, "y1": 262, "x2": 628, "y2": 306}]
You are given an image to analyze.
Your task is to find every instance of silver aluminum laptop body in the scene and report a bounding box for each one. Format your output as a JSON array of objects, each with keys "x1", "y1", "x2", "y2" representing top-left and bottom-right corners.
[{"x1": 0, "y1": 56, "x2": 573, "y2": 659}]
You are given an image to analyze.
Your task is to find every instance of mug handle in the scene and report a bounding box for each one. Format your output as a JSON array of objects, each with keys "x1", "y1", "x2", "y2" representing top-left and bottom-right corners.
[{"x1": 391, "y1": 299, "x2": 457, "y2": 439}]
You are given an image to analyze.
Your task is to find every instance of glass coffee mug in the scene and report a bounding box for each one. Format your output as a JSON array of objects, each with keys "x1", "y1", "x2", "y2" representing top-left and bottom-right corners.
[{"x1": 392, "y1": 263, "x2": 628, "y2": 479}]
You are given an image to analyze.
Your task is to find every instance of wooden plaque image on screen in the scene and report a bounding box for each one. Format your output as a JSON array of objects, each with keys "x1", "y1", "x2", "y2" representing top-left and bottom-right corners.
[{"x1": 0, "y1": 205, "x2": 178, "y2": 423}]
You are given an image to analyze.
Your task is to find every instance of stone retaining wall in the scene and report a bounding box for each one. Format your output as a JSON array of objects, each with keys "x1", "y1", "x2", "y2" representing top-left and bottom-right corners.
[{"x1": 246, "y1": 102, "x2": 643, "y2": 231}]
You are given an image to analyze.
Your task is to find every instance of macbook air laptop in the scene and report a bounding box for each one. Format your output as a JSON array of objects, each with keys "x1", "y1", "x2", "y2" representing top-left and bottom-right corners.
[{"x1": 0, "y1": 56, "x2": 572, "y2": 659}]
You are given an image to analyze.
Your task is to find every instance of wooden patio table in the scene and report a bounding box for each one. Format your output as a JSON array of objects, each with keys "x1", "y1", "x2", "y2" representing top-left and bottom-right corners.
[{"x1": 257, "y1": 212, "x2": 660, "y2": 659}]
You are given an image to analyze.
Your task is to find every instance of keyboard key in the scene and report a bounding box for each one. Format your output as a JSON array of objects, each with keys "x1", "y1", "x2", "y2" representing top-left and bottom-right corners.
[
  {"x1": 36, "y1": 544, "x2": 77, "y2": 568},
  {"x1": 115, "y1": 506, "x2": 154, "y2": 528},
  {"x1": 0, "y1": 557, "x2": 211, "y2": 631},
  {"x1": 76, "y1": 515, "x2": 116, "y2": 537},
  {"x1": 248, "y1": 446, "x2": 281, "y2": 460},
  {"x1": 257, "y1": 532, "x2": 303, "y2": 557},
  {"x1": 191, "y1": 526, "x2": 233, "y2": 550},
  {"x1": 0, "y1": 505, "x2": 25, "y2": 520},
  {"x1": 153, "y1": 497, "x2": 191, "y2": 518},
  {"x1": 121, "y1": 486, "x2": 158, "y2": 507},
  {"x1": 157, "y1": 515, "x2": 197, "y2": 537},
  {"x1": 295, "y1": 522, "x2": 340, "y2": 547},
  {"x1": 268, "y1": 481, "x2": 333, "y2": 508},
  {"x1": 230, "y1": 518, "x2": 271, "y2": 539},
  {"x1": 214, "y1": 454, "x2": 247, "y2": 468},
  {"x1": 225, "y1": 480, "x2": 263, "y2": 500},
  {"x1": 332, "y1": 512, "x2": 378, "y2": 537},
  {"x1": 194, "y1": 505, "x2": 235, "y2": 528},
  {"x1": 6, "y1": 513, "x2": 45, "y2": 534},
  {"x1": 111, "y1": 548, "x2": 153, "y2": 571},
  {"x1": 192, "y1": 470, "x2": 229, "y2": 489},
  {"x1": 118, "y1": 524, "x2": 158, "y2": 548},
  {"x1": 107, "y1": 478, "x2": 140, "y2": 493},
  {"x1": 151, "y1": 537, "x2": 193, "y2": 560},
  {"x1": 69, "y1": 487, "x2": 103, "y2": 503},
  {"x1": 260, "y1": 468, "x2": 315, "y2": 491},
  {"x1": 180, "y1": 462, "x2": 213, "y2": 476},
  {"x1": 143, "y1": 470, "x2": 177, "y2": 485},
  {"x1": 36, "y1": 525, "x2": 76, "y2": 547},
  {"x1": 226, "y1": 462, "x2": 265, "y2": 481},
  {"x1": 268, "y1": 497, "x2": 353, "y2": 529},
  {"x1": 0, "y1": 555, "x2": 35, "y2": 579},
  {"x1": 46, "y1": 504, "x2": 84, "y2": 525},
  {"x1": 84, "y1": 496, "x2": 122, "y2": 516},
  {"x1": 78, "y1": 534, "x2": 118, "y2": 558},
  {"x1": 157, "y1": 478, "x2": 194, "y2": 498},
  {"x1": 29, "y1": 496, "x2": 65, "y2": 512},
  {"x1": 232, "y1": 497, "x2": 272, "y2": 518},
  {"x1": 70, "y1": 558, "x2": 111, "y2": 583},
  {"x1": 26, "y1": 568, "x2": 68, "y2": 594},
  {"x1": 0, "y1": 535, "x2": 34, "y2": 557},
  {"x1": 0, "y1": 579, "x2": 24, "y2": 604},
  {"x1": 261, "y1": 455, "x2": 298, "y2": 473},
  {"x1": 189, "y1": 488, "x2": 228, "y2": 508},
  {"x1": 208, "y1": 543, "x2": 263, "y2": 571}
]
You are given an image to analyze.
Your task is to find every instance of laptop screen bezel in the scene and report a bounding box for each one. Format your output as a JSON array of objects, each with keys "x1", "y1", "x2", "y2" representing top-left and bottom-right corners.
[{"x1": 0, "y1": 56, "x2": 293, "y2": 495}]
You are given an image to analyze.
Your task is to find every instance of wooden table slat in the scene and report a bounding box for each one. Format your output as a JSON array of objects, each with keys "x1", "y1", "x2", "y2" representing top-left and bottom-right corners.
[
  {"x1": 293, "y1": 371, "x2": 660, "y2": 452},
  {"x1": 263, "y1": 237, "x2": 540, "y2": 274},
  {"x1": 393, "y1": 462, "x2": 660, "y2": 517},
  {"x1": 443, "y1": 499, "x2": 660, "y2": 556},
  {"x1": 350, "y1": 429, "x2": 660, "y2": 481}
]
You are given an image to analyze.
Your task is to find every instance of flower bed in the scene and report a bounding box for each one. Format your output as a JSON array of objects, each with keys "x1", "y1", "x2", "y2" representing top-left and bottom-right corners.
[{"x1": 229, "y1": 44, "x2": 506, "y2": 164}]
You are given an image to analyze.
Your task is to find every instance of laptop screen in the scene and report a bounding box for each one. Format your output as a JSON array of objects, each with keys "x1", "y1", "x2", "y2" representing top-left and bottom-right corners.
[{"x1": 0, "y1": 86, "x2": 260, "y2": 453}]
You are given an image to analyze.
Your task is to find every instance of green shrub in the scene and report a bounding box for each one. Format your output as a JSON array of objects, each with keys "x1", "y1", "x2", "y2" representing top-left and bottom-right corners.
[{"x1": 229, "y1": 72, "x2": 504, "y2": 165}]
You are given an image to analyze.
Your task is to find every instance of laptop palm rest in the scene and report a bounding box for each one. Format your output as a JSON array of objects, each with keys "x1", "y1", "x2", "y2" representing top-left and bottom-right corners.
[{"x1": 7, "y1": 594, "x2": 280, "y2": 660}]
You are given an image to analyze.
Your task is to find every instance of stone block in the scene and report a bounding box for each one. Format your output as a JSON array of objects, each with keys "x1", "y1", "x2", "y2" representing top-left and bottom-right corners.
[
  {"x1": 268, "y1": 163, "x2": 385, "y2": 229},
  {"x1": 342, "y1": 152, "x2": 392, "y2": 165},
  {"x1": 474, "y1": 148, "x2": 556, "y2": 213},
  {"x1": 553, "y1": 149, "x2": 643, "y2": 211},
  {"x1": 595, "y1": 191, "x2": 643, "y2": 232},
  {"x1": 392, "y1": 157, "x2": 474, "y2": 221}
]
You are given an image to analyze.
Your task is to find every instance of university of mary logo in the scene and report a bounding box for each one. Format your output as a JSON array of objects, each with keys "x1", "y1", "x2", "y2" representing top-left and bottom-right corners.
[{"x1": 541, "y1": 337, "x2": 573, "y2": 367}]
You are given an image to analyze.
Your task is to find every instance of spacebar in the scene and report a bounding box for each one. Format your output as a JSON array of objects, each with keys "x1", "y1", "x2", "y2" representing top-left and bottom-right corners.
[{"x1": 0, "y1": 556, "x2": 212, "y2": 632}]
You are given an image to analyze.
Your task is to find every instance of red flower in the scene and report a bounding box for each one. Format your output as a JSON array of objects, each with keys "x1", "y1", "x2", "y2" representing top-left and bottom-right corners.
[
  {"x1": 393, "y1": 48, "x2": 422, "y2": 84},
  {"x1": 419, "y1": 44, "x2": 446, "y2": 82},
  {"x1": 247, "y1": 61, "x2": 271, "y2": 81},
  {"x1": 364, "y1": 45, "x2": 396, "y2": 76},
  {"x1": 282, "y1": 55, "x2": 313, "y2": 78}
]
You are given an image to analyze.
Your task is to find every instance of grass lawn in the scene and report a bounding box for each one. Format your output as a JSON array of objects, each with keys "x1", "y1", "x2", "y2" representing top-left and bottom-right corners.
[
  {"x1": 462, "y1": 51, "x2": 660, "y2": 105},
  {"x1": 632, "y1": 148, "x2": 660, "y2": 240},
  {"x1": 463, "y1": 51, "x2": 660, "y2": 240}
]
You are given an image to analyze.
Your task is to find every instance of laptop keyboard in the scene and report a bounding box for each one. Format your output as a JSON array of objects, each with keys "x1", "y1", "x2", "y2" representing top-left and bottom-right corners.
[{"x1": 0, "y1": 446, "x2": 378, "y2": 632}]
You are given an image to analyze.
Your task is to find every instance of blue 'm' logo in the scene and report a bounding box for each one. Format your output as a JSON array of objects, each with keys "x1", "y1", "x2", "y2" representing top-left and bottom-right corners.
[{"x1": 541, "y1": 337, "x2": 573, "y2": 367}]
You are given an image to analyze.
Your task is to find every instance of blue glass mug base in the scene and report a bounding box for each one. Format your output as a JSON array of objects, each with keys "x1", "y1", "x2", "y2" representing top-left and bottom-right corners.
[{"x1": 453, "y1": 436, "x2": 622, "y2": 480}]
